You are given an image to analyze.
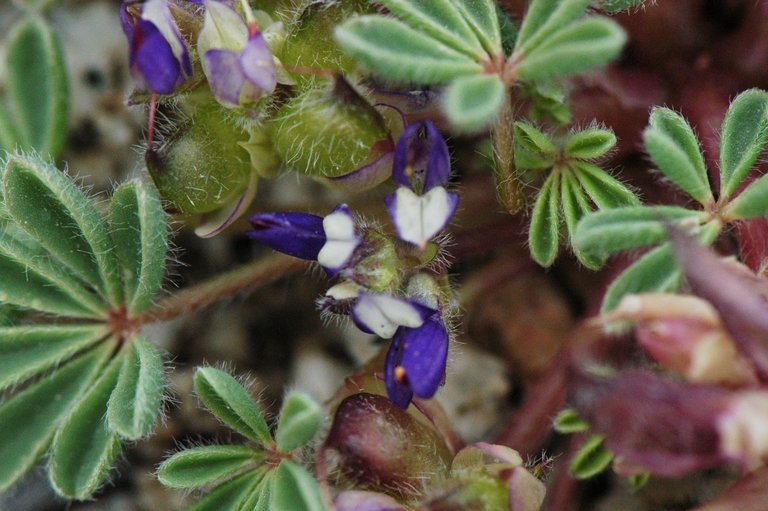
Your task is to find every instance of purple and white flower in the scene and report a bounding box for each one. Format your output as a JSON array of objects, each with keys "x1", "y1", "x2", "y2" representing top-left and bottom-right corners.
[
  {"x1": 198, "y1": 0, "x2": 276, "y2": 108},
  {"x1": 385, "y1": 121, "x2": 459, "y2": 249},
  {"x1": 121, "y1": 0, "x2": 193, "y2": 94}
]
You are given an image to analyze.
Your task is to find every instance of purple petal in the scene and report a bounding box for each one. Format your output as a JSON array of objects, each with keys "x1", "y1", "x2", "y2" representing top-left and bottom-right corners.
[
  {"x1": 134, "y1": 20, "x2": 181, "y2": 94},
  {"x1": 247, "y1": 212, "x2": 325, "y2": 260},
  {"x1": 386, "y1": 314, "x2": 448, "y2": 404},
  {"x1": 241, "y1": 33, "x2": 276, "y2": 94},
  {"x1": 327, "y1": 148, "x2": 394, "y2": 193},
  {"x1": 205, "y1": 49, "x2": 245, "y2": 107},
  {"x1": 334, "y1": 491, "x2": 406, "y2": 511},
  {"x1": 391, "y1": 121, "x2": 450, "y2": 192},
  {"x1": 120, "y1": 3, "x2": 135, "y2": 46},
  {"x1": 351, "y1": 293, "x2": 433, "y2": 338}
]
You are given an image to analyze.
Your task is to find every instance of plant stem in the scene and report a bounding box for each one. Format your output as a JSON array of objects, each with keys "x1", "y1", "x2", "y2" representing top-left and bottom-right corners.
[
  {"x1": 492, "y1": 88, "x2": 526, "y2": 213},
  {"x1": 136, "y1": 254, "x2": 304, "y2": 325}
]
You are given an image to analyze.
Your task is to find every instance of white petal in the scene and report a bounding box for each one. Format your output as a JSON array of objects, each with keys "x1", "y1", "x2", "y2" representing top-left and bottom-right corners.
[
  {"x1": 391, "y1": 186, "x2": 455, "y2": 248},
  {"x1": 325, "y1": 281, "x2": 362, "y2": 300},
  {"x1": 317, "y1": 207, "x2": 358, "y2": 270},
  {"x1": 353, "y1": 294, "x2": 426, "y2": 338}
]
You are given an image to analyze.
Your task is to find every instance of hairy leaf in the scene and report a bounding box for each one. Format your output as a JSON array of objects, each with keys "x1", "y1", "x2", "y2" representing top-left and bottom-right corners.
[
  {"x1": 189, "y1": 470, "x2": 263, "y2": 511},
  {"x1": 443, "y1": 74, "x2": 505, "y2": 132},
  {"x1": 725, "y1": 174, "x2": 768, "y2": 220},
  {"x1": 573, "y1": 161, "x2": 639, "y2": 209},
  {"x1": 271, "y1": 460, "x2": 327, "y2": 511},
  {"x1": 560, "y1": 172, "x2": 603, "y2": 269},
  {"x1": 513, "y1": 121, "x2": 557, "y2": 170},
  {"x1": 719, "y1": 89, "x2": 768, "y2": 198},
  {"x1": 194, "y1": 367, "x2": 273, "y2": 446},
  {"x1": 335, "y1": 16, "x2": 483, "y2": 84},
  {"x1": 514, "y1": 0, "x2": 592, "y2": 56},
  {"x1": 448, "y1": 0, "x2": 502, "y2": 56},
  {"x1": 276, "y1": 392, "x2": 323, "y2": 452},
  {"x1": 643, "y1": 108, "x2": 712, "y2": 205},
  {"x1": 565, "y1": 127, "x2": 616, "y2": 160},
  {"x1": 158, "y1": 445, "x2": 258, "y2": 489},
  {"x1": 529, "y1": 172, "x2": 561, "y2": 267},
  {"x1": 570, "y1": 434, "x2": 613, "y2": 479},
  {"x1": 553, "y1": 408, "x2": 589, "y2": 434}
]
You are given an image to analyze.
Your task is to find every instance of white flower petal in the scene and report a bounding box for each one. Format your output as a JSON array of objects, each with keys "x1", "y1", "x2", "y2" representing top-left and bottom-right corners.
[
  {"x1": 317, "y1": 206, "x2": 358, "y2": 271},
  {"x1": 353, "y1": 293, "x2": 426, "y2": 338},
  {"x1": 389, "y1": 186, "x2": 456, "y2": 248}
]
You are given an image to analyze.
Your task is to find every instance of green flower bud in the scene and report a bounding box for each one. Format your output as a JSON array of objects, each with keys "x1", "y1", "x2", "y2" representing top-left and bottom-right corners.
[
  {"x1": 349, "y1": 230, "x2": 400, "y2": 292},
  {"x1": 270, "y1": 78, "x2": 390, "y2": 179},
  {"x1": 423, "y1": 475, "x2": 509, "y2": 511},
  {"x1": 147, "y1": 101, "x2": 252, "y2": 214}
]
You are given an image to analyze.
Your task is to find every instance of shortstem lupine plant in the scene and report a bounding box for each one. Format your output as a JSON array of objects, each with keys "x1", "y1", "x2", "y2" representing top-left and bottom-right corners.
[{"x1": 7, "y1": 0, "x2": 768, "y2": 509}]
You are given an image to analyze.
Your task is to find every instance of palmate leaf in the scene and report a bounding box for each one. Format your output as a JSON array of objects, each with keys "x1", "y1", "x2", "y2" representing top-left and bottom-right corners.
[
  {"x1": 4, "y1": 17, "x2": 69, "y2": 158},
  {"x1": 514, "y1": 0, "x2": 592, "y2": 56},
  {"x1": 448, "y1": 0, "x2": 502, "y2": 56},
  {"x1": 3, "y1": 154, "x2": 122, "y2": 307},
  {"x1": 529, "y1": 172, "x2": 561, "y2": 267},
  {"x1": 0, "y1": 342, "x2": 110, "y2": 491},
  {"x1": 564, "y1": 127, "x2": 616, "y2": 160},
  {"x1": 725, "y1": 173, "x2": 768, "y2": 220},
  {"x1": 443, "y1": 74, "x2": 505, "y2": 132},
  {"x1": 188, "y1": 470, "x2": 265, "y2": 511},
  {"x1": 513, "y1": 121, "x2": 558, "y2": 170},
  {"x1": 560, "y1": 172, "x2": 604, "y2": 269},
  {"x1": 572, "y1": 161, "x2": 639, "y2": 209},
  {"x1": 719, "y1": 89, "x2": 768, "y2": 199},
  {"x1": 275, "y1": 392, "x2": 323, "y2": 452},
  {"x1": 158, "y1": 445, "x2": 259, "y2": 489},
  {"x1": 271, "y1": 460, "x2": 328, "y2": 511}
]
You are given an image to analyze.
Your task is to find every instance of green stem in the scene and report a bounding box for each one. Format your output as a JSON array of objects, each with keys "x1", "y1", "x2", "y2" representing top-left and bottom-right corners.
[
  {"x1": 136, "y1": 254, "x2": 303, "y2": 325},
  {"x1": 492, "y1": 87, "x2": 526, "y2": 213}
]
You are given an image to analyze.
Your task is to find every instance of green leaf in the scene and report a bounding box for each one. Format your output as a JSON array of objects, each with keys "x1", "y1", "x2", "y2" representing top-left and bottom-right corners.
[
  {"x1": 158, "y1": 445, "x2": 258, "y2": 489},
  {"x1": 592, "y1": 0, "x2": 646, "y2": 12},
  {"x1": 0, "y1": 324, "x2": 108, "y2": 392},
  {"x1": 189, "y1": 470, "x2": 263, "y2": 511},
  {"x1": 521, "y1": 80, "x2": 571, "y2": 125},
  {"x1": 3, "y1": 155, "x2": 122, "y2": 306},
  {"x1": 275, "y1": 392, "x2": 323, "y2": 452},
  {"x1": 560, "y1": 172, "x2": 603, "y2": 269},
  {"x1": 376, "y1": 0, "x2": 487, "y2": 58},
  {"x1": 725, "y1": 173, "x2": 768, "y2": 220},
  {"x1": 529, "y1": 172, "x2": 561, "y2": 267},
  {"x1": 719, "y1": 89, "x2": 768, "y2": 198},
  {"x1": 643, "y1": 108, "x2": 712, "y2": 205},
  {"x1": 0, "y1": 231, "x2": 107, "y2": 317},
  {"x1": 517, "y1": 17, "x2": 626, "y2": 82},
  {"x1": 0, "y1": 343, "x2": 109, "y2": 491},
  {"x1": 514, "y1": 0, "x2": 591, "y2": 56},
  {"x1": 553, "y1": 408, "x2": 589, "y2": 434},
  {"x1": 601, "y1": 243, "x2": 681, "y2": 313},
  {"x1": 573, "y1": 161, "x2": 639, "y2": 209},
  {"x1": 109, "y1": 180, "x2": 168, "y2": 313},
  {"x1": 570, "y1": 434, "x2": 613, "y2": 479},
  {"x1": 628, "y1": 472, "x2": 650, "y2": 490},
  {"x1": 513, "y1": 121, "x2": 557, "y2": 170},
  {"x1": 11, "y1": 0, "x2": 61, "y2": 11},
  {"x1": 4, "y1": 17, "x2": 69, "y2": 157},
  {"x1": 448, "y1": 0, "x2": 502, "y2": 56},
  {"x1": 565, "y1": 127, "x2": 616, "y2": 160},
  {"x1": 0, "y1": 104, "x2": 21, "y2": 152},
  {"x1": 194, "y1": 367, "x2": 273, "y2": 446},
  {"x1": 443, "y1": 74, "x2": 505, "y2": 132},
  {"x1": 335, "y1": 16, "x2": 483, "y2": 85},
  {"x1": 573, "y1": 205, "x2": 704, "y2": 259},
  {"x1": 271, "y1": 460, "x2": 327, "y2": 511},
  {"x1": 49, "y1": 351, "x2": 124, "y2": 499},
  {"x1": 107, "y1": 336, "x2": 165, "y2": 440}
]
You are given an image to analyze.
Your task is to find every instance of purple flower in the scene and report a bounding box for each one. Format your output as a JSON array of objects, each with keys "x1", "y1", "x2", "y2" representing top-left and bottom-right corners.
[
  {"x1": 247, "y1": 205, "x2": 359, "y2": 275},
  {"x1": 198, "y1": 0, "x2": 276, "y2": 108},
  {"x1": 385, "y1": 312, "x2": 449, "y2": 409},
  {"x1": 121, "y1": 0, "x2": 192, "y2": 94},
  {"x1": 386, "y1": 121, "x2": 459, "y2": 249}
]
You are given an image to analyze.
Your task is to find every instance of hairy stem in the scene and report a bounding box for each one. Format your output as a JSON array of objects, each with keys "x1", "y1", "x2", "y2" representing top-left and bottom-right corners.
[
  {"x1": 137, "y1": 254, "x2": 304, "y2": 325},
  {"x1": 492, "y1": 88, "x2": 526, "y2": 213}
]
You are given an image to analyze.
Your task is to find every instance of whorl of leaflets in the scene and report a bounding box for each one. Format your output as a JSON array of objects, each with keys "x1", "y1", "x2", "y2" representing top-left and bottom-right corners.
[{"x1": 248, "y1": 121, "x2": 457, "y2": 408}]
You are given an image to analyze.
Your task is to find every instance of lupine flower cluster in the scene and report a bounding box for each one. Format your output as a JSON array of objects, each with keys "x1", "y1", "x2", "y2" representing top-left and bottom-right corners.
[{"x1": 248, "y1": 120, "x2": 457, "y2": 409}]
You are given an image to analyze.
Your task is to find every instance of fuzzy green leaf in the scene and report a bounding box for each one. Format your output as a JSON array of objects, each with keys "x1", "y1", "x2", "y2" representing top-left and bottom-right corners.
[
  {"x1": 570, "y1": 435, "x2": 613, "y2": 479},
  {"x1": 4, "y1": 17, "x2": 69, "y2": 157},
  {"x1": 448, "y1": 0, "x2": 502, "y2": 56},
  {"x1": 0, "y1": 104, "x2": 20, "y2": 152},
  {"x1": 517, "y1": 17, "x2": 626, "y2": 82},
  {"x1": 592, "y1": 0, "x2": 645, "y2": 12},
  {"x1": 443, "y1": 74, "x2": 505, "y2": 132},
  {"x1": 49, "y1": 351, "x2": 124, "y2": 499},
  {"x1": 521, "y1": 81, "x2": 571, "y2": 125},
  {"x1": 553, "y1": 408, "x2": 589, "y2": 434},
  {"x1": 573, "y1": 206, "x2": 704, "y2": 259},
  {"x1": 725, "y1": 173, "x2": 768, "y2": 220},
  {"x1": 529, "y1": 172, "x2": 561, "y2": 267},
  {"x1": 560, "y1": 172, "x2": 603, "y2": 269},
  {"x1": 107, "y1": 336, "x2": 164, "y2": 440},
  {"x1": 513, "y1": 121, "x2": 557, "y2": 170},
  {"x1": 565, "y1": 128, "x2": 616, "y2": 160},
  {"x1": 158, "y1": 445, "x2": 258, "y2": 489},
  {"x1": 109, "y1": 180, "x2": 167, "y2": 313},
  {"x1": 601, "y1": 243, "x2": 681, "y2": 313},
  {"x1": 0, "y1": 343, "x2": 109, "y2": 492},
  {"x1": 189, "y1": 470, "x2": 264, "y2": 511},
  {"x1": 719, "y1": 89, "x2": 768, "y2": 198},
  {"x1": 271, "y1": 460, "x2": 327, "y2": 511},
  {"x1": 376, "y1": 0, "x2": 486, "y2": 58},
  {"x1": 0, "y1": 324, "x2": 107, "y2": 392},
  {"x1": 335, "y1": 16, "x2": 483, "y2": 85},
  {"x1": 275, "y1": 392, "x2": 323, "y2": 452},
  {"x1": 0, "y1": 231, "x2": 106, "y2": 317},
  {"x1": 643, "y1": 108, "x2": 712, "y2": 205},
  {"x1": 2, "y1": 155, "x2": 122, "y2": 306},
  {"x1": 194, "y1": 367, "x2": 273, "y2": 446},
  {"x1": 514, "y1": 0, "x2": 591, "y2": 55},
  {"x1": 573, "y1": 161, "x2": 639, "y2": 209}
]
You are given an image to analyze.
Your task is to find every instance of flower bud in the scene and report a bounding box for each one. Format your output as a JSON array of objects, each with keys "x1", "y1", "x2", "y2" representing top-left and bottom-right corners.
[
  {"x1": 323, "y1": 392, "x2": 452, "y2": 498},
  {"x1": 147, "y1": 101, "x2": 251, "y2": 214},
  {"x1": 269, "y1": 78, "x2": 391, "y2": 181}
]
